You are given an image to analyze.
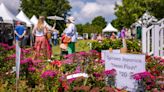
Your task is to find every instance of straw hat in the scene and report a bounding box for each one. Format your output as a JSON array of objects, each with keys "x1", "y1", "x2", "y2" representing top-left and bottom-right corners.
[{"x1": 67, "y1": 16, "x2": 75, "y2": 23}]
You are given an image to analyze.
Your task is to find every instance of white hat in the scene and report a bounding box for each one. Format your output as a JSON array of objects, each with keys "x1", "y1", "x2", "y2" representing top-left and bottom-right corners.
[{"x1": 67, "y1": 16, "x2": 75, "y2": 23}]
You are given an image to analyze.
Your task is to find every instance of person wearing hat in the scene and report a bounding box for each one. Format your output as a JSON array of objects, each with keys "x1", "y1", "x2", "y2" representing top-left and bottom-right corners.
[
  {"x1": 14, "y1": 21, "x2": 26, "y2": 47},
  {"x1": 63, "y1": 16, "x2": 77, "y2": 54}
]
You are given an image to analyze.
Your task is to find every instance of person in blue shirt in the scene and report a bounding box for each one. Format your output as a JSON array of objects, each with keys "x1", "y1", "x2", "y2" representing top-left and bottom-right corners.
[{"x1": 14, "y1": 21, "x2": 26, "y2": 47}]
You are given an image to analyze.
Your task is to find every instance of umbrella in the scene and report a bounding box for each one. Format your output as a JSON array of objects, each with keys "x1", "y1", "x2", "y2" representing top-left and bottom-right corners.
[
  {"x1": 47, "y1": 15, "x2": 64, "y2": 29},
  {"x1": 47, "y1": 16, "x2": 64, "y2": 20}
]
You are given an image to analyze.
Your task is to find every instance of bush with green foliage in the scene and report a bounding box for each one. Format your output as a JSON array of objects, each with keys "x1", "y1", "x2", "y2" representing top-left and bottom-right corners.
[{"x1": 92, "y1": 39, "x2": 141, "y2": 53}]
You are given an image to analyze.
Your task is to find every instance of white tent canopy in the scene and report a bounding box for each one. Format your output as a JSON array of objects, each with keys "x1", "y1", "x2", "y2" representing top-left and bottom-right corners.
[
  {"x1": 30, "y1": 15, "x2": 38, "y2": 25},
  {"x1": 16, "y1": 10, "x2": 33, "y2": 27},
  {"x1": 103, "y1": 23, "x2": 118, "y2": 32},
  {"x1": 0, "y1": 3, "x2": 19, "y2": 24}
]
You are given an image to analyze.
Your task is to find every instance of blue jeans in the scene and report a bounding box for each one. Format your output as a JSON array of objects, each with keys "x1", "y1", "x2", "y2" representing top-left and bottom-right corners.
[{"x1": 53, "y1": 39, "x2": 58, "y2": 46}]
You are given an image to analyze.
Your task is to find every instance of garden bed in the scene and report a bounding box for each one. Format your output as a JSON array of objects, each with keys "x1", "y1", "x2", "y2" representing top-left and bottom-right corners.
[{"x1": 0, "y1": 43, "x2": 163, "y2": 91}]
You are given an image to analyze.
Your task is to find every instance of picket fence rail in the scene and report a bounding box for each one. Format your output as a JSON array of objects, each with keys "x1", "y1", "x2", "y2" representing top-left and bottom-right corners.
[{"x1": 142, "y1": 18, "x2": 164, "y2": 57}]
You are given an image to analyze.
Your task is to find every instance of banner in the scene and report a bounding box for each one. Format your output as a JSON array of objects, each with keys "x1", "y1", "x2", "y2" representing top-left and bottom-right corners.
[{"x1": 102, "y1": 52, "x2": 145, "y2": 91}]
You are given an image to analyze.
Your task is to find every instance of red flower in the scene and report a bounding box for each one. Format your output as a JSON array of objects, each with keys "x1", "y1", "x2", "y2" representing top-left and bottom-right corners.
[
  {"x1": 51, "y1": 60, "x2": 62, "y2": 67},
  {"x1": 62, "y1": 81, "x2": 69, "y2": 90}
]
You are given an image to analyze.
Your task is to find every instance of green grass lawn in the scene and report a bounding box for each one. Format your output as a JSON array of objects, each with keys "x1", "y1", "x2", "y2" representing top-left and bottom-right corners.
[{"x1": 52, "y1": 40, "x2": 94, "y2": 59}]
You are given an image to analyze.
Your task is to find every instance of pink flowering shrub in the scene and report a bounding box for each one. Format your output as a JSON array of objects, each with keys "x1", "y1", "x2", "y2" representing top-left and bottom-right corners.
[{"x1": 0, "y1": 42, "x2": 163, "y2": 91}]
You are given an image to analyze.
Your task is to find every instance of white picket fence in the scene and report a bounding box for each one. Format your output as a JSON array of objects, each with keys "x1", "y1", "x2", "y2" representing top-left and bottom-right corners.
[{"x1": 142, "y1": 18, "x2": 164, "y2": 57}]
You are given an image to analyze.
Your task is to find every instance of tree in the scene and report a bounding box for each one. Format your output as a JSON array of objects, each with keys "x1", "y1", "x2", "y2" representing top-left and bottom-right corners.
[
  {"x1": 76, "y1": 16, "x2": 107, "y2": 35},
  {"x1": 112, "y1": 0, "x2": 164, "y2": 29},
  {"x1": 91, "y1": 16, "x2": 107, "y2": 29},
  {"x1": 20, "y1": 0, "x2": 71, "y2": 31},
  {"x1": 76, "y1": 24, "x2": 83, "y2": 35}
]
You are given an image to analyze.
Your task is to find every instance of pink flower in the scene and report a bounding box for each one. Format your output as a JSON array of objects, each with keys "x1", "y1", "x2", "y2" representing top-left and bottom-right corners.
[
  {"x1": 78, "y1": 51, "x2": 88, "y2": 56},
  {"x1": 21, "y1": 49, "x2": 30, "y2": 54},
  {"x1": 74, "y1": 66, "x2": 81, "y2": 73},
  {"x1": 28, "y1": 67, "x2": 35, "y2": 72},
  {"x1": 5, "y1": 54, "x2": 16, "y2": 60},
  {"x1": 104, "y1": 69, "x2": 116, "y2": 76},
  {"x1": 20, "y1": 58, "x2": 33, "y2": 64},
  {"x1": 62, "y1": 59, "x2": 73, "y2": 64},
  {"x1": 0, "y1": 43, "x2": 9, "y2": 48},
  {"x1": 154, "y1": 56, "x2": 161, "y2": 60},
  {"x1": 89, "y1": 50, "x2": 98, "y2": 53},
  {"x1": 41, "y1": 70, "x2": 56, "y2": 79},
  {"x1": 93, "y1": 72, "x2": 101, "y2": 78},
  {"x1": 133, "y1": 71, "x2": 154, "y2": 80},
  {"x1": 32, "y1": 59, "x2": 42, "y2": 65},
  {"x1": 5, "y1": 45, "x2": 15, "y2": 50},
  {"x1": 97, "y1": 60, "x2": 105, "y2": 64},
  {"x1": 133, "y1": 74, "x2": 141, "y2": 80},
  {"x1": 64, "y1": 53, "x2": 75, "y2": 59},
  {"x1": 68, "y1": 78, "x2": 76, "y2": 83},
  {"x1": 160, "y1": 58, "x2": 164, "y2": 63}
]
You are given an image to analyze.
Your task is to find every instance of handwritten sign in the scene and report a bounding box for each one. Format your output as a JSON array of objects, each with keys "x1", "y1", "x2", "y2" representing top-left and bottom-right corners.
[{"x1": 102, "y1": 51, "x2": 145, "y2": 91}]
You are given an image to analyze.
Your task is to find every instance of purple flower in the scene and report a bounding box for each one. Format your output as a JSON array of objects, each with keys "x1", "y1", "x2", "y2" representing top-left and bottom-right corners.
[
  {"x1": 41, "y1": 70, "x2": 56, "y2": 79},
  {"x1": 28, "y1": 67, "x2": 36, "y2": 72}
]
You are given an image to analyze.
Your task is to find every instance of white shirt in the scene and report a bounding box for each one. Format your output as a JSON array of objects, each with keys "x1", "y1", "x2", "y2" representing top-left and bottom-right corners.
[
  {"x1": 33, "y1": 25, "x2": 45, "y2": 36},
  {"x1": 64, "y1": 23, "x2": 77, "y2": 42}
]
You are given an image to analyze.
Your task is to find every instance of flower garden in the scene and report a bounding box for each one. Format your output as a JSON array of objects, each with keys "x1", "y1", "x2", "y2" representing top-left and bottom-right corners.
[{"x1": 0, "y1": 39, "x2": 164, "y2": 92}]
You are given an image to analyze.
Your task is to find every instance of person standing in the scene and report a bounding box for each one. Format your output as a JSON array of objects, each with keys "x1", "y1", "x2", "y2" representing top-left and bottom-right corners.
[
  {"x1": 52, "y1": 30, "x2": 59, "y2": 46},
  {"x1": 63, "y1": 16, "x2": 77, "y2": 54},
  {"x1": 14, "y1": 21, "x2": 26, "y2": 47},
  {"x1": 32, "y1": 16, "x2": 46, "y2": 59},
  {"x1": 121, "y1": 27, "x2": 127, "y2": 48}
]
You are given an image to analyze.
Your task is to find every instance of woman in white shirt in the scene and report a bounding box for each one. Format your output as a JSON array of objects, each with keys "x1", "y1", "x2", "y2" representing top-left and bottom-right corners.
[{"x1": 32, "y1": 16, "x2": 46, "y2": 59}]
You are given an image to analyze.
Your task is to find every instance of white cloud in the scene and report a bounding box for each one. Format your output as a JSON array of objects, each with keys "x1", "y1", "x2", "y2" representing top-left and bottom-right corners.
[
  {"x1": 69, "y1": 0, "x2": 85, "y2": 9},
  {"x1": 69, "y1": 0, "x2": 121, "y2": 24},
  {"x1": 0, "y1": 0, "x2": 122, "y2": 24}
]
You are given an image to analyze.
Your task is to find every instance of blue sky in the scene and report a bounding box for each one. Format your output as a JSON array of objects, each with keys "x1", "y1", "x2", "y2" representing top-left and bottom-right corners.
[{"x1": 0, "y1": 0, "x2": 122, "y2": 24}]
